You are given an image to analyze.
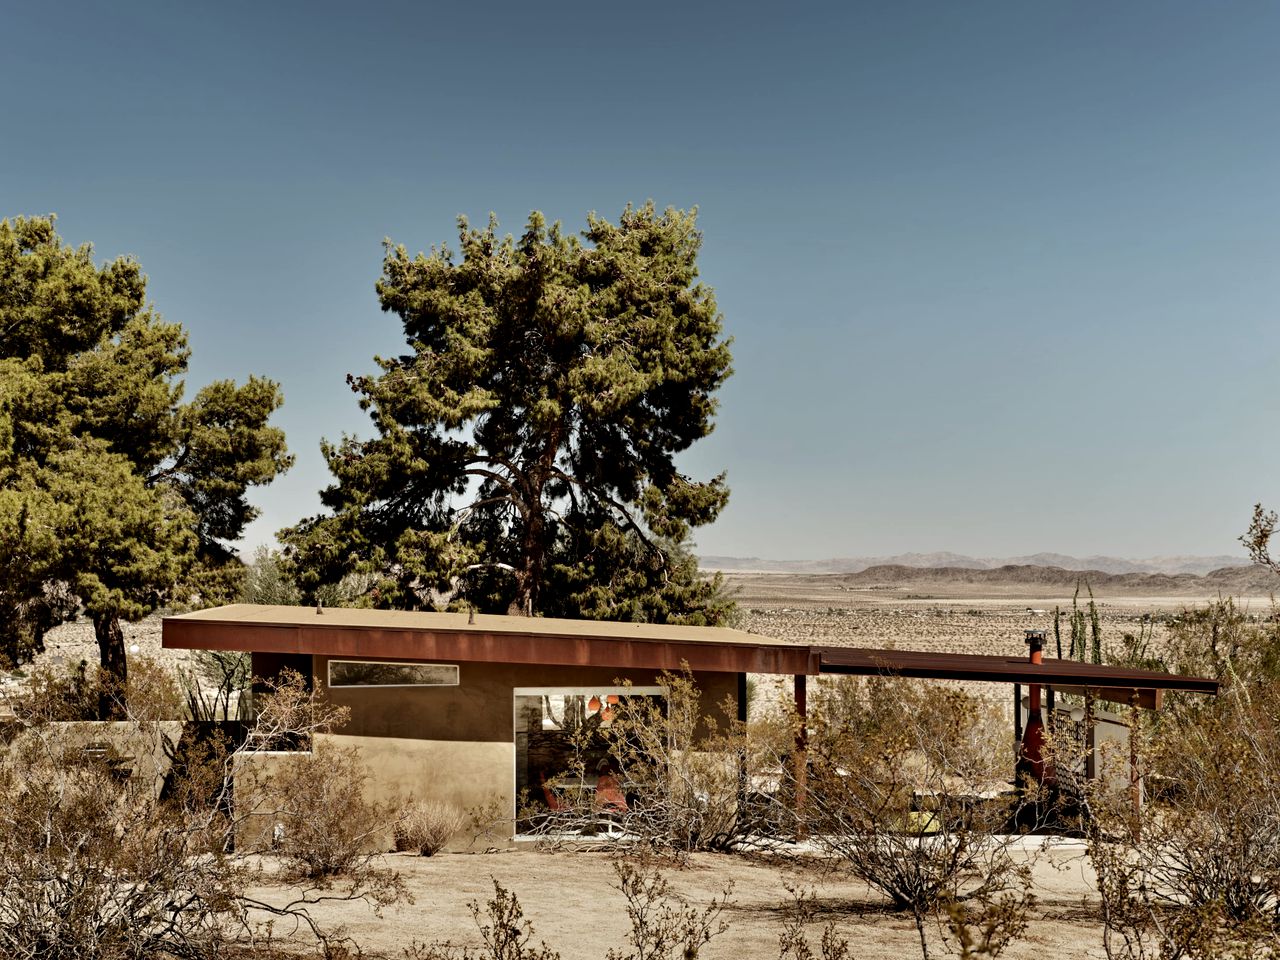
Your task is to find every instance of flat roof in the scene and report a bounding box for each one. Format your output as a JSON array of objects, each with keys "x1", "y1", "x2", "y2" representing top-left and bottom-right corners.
[
  {"x1": 163, "y1": 604, "x2": 1219, "y2": 696},
  {"x1": 168, "y1": 604, "x2": 787, "y2": 644},
  {"x1": 164, "y1": 604, "x2": 817, "y2": 676}
]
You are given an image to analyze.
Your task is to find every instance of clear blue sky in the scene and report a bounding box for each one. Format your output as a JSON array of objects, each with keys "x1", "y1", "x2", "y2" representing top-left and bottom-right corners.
[{"x1": 5, "y1": 2, "x2": 1278, "y2": 560}]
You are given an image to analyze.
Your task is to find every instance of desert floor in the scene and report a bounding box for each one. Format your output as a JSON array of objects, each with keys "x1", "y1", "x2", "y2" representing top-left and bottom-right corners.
[
  {"x1": 726, "y1": 570, "x2": 1270, "y2": 656},
  {"x1": 258, "y1": 843, "x2": 1103, "y2": 960}
]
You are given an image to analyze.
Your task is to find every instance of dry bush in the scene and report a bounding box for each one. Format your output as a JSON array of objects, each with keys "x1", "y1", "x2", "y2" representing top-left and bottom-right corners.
[
  {"x1": 395, "y1": 798, "x2": 467, "y2": 856},
  {"x1": 464, "y1": 794, "x2": 515, "y2": 848},
  {"x1": 801, "y1": 676, "x2": 1035, "y2": 960},
  {"x1": 8, "y1": 654, "x2": 183, "y2": 722},
  {"x1": 606, "y1": 858, "x2": 733, "y2": 960},
  {"x1": 8, "y1": 658, "x2": 99, "y2": 720},
  {"x1": 120, "y1": 655, "x2": 185, "y2": 720},
  {"x1": 467, "y1": 881, "x2": 562, "y2": 960},
  {"x1": 403, "y1": 860, "x2": 730, "y2": 960},
  {"x1": 264, "y1": 741, "x2": 391, "y2": 878},
  {"x1": 236, "y1": 681, "x2": 395, "y2": 880},
  {"x1": 0, "y1": 669, "x2": 406, "y2": 960},
  {"x1": 1085, "y1": 686, "x2": 1280, "y2": 960},
  {"x1": 940, "y1": 893, "x2": 1033, "y2": 960},
  {"x1": 1164, "y1": 598, "x2": 1280, "y2": 693},
  {"x1": 1078, "y1": 599, "x2": 1280, "y2": 960},
  {"x1": 775, "y1": 885, "x2": 850, "y2": 960},
  {"x1": 402, "y1": 879, "x2": 561, "y2": 960}
]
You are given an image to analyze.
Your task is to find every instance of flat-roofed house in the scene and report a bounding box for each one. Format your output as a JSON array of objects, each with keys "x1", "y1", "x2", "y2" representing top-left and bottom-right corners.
[{"x1": 163, "y1": 604, "x2": 1219, "y2": 841}]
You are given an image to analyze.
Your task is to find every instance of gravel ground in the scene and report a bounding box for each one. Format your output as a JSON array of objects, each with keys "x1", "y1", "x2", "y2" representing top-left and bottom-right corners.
[{"x1": 246, "y1": 844, "x2": 1105, "y2": 960}]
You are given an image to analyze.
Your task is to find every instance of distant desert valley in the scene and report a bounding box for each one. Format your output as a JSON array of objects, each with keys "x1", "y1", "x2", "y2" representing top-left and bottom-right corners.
[{"x1": 714, "y1": 555, "x2": 1277, "y2": 661}]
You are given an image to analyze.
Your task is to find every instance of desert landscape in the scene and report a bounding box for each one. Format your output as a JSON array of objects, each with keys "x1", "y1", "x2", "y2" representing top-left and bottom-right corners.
[
  {"x1": 201, "y1": 564, "x2": 1268, "y2": 959},
  {"x1": 8, "y1": 564, "x2": 1263, "y2": 959},
  {"x1": 727, "y1": 564, "x2": 1277, "y2": 653}
]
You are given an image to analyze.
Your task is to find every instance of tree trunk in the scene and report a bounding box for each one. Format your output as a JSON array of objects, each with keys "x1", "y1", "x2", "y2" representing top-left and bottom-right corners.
[
  {"x1": 93, "y1": 612, "x2": 128, "y2": 720},
  {"x1": 507, "y1": 428, "x2": 563, "y2": 617},
  {"x1": 509, "y1": 514, "x2": 541, "y2": 617}
]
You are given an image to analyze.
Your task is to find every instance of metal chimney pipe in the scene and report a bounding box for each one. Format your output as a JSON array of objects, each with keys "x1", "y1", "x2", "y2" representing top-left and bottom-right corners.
[{"x1": 1019, "y1": 629, "x2": 1055, "y2": 786}]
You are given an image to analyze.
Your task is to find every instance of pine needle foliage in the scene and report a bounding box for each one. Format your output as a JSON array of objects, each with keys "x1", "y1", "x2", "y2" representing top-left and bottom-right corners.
[
  {"x1": 0, "y1": 215, "x2": 292, "y2": 710},
  {"x1": 284, "y1": 204, "x2": 733, "y2": 623}
]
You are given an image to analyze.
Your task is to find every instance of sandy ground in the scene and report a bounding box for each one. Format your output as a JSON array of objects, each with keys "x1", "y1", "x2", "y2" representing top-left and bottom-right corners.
[{"x1": 255, "y1": 844, "x2": 1105, "y2": 960}]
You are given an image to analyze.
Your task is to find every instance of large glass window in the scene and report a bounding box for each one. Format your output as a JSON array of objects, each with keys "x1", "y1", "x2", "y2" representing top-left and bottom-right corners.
[
  {"x1": 327, "y1": 660, "x2": 459, "y2": 688},
  {"x1": 513, "y1": 686, "x2": 665, "y2": 834}
]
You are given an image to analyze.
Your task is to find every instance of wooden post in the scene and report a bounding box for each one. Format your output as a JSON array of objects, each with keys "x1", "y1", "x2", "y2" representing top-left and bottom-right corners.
[{"x1": 794, "y1": 673, "x2": 808, "y2": 839}]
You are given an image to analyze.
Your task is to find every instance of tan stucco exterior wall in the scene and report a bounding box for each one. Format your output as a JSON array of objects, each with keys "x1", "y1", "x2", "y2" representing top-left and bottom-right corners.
[
  {"x1": 315, "y1": 656, "x2": 737, "y2": 742},
  {"x1": 285, "y1": 656, "x2": 740, "y2": 847}
]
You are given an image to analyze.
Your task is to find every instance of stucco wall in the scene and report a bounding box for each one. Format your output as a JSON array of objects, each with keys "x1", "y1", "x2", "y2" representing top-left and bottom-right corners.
[
  {"x1": 333, "y1": 733, "x2": 513, "y2": 850},
  {"x1": 315, "y1": 656, "x2": 739, "y2": 743},
  {"x1": 240, "y1": 656, "x2": 741, "y2": 846},
  {"x1": 321, "y1": 657, "x2": 739, "y2": 845}
]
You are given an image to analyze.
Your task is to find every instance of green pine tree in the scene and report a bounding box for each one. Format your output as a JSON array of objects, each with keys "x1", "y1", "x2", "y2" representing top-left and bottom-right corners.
[
  {"x1": 0, "y1": 216, "x2": 292, "y2": 713},
  {"x1": 284, "y1": 203, "x2": 734, "y2": 623}
]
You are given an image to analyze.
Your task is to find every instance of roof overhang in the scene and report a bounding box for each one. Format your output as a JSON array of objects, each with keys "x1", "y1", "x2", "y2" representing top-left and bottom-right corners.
[
  {"x1": 163, "y1": 605, "x2": 1219, "y2": 701},
  {"x1": 163, "y1": 605, "x2": 818, "y2": 676},
  {"x1": 816, "y1": 647, "x2": 1219, "y2": 691}
]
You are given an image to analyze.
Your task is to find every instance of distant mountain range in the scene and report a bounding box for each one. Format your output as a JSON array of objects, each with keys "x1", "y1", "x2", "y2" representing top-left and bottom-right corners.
[{"x1": 699, "y1": 552, "x2": 1253, "y2": 577}]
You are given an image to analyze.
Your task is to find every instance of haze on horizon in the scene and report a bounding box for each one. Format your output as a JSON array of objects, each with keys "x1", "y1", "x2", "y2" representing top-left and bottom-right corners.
[{"x1": 4, "y1": 2, "x2": 1277, "y2": 564}]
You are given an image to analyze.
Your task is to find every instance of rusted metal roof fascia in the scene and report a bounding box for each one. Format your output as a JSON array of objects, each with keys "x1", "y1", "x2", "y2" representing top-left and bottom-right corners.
[
  {"x1": 817, "y1": 648, "x2": 1219, "y2": 694},
  {"x1": 163, "y1": 618, "x2": 811, "y2": 675}
]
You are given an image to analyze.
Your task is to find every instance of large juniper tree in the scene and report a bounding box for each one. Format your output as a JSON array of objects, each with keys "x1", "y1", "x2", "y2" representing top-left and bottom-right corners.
[
  {"x1": 0, "y1": 216, "x2": 292, "y2": 711},
  {"x1": 284, "y1": 203, "x2": 733, "y2": 623}
]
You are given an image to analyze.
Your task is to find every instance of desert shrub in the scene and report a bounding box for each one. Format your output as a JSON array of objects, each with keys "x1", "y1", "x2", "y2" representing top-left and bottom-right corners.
[
  {"x1": 1085, "y1": 684, "x2": 1280, "y2": 960},
  {"x1": 802, "y1": 676, "x2": 1033, "y2": 960},
  {"x1": 404, "y1": 861, "x2": 730, "y2": 960},
  {"x1": 403, "y1": 879, "x2": 561, "y2": 960},
  {"x1": 395, "y1": 798, "x2": 467, "y2": 855},
  {"x1": 10, "y1": 654, "x2": 182, "y2": 722},
  {"x1": 606, "y1": 858, "x2": 733, "y2": 960},
  {"x1": 776, "y1": 886, "x2": 850, "y2": 960},
  {"x1": 940, "y1": 893, "x2": 1033, "y2": 960},
  {"x1": 265, "y1": 740, "x2": 389, "y2": 878},
  {"x1": 121, "y1": 655, "x2": 184, "y2": 720},
  {"x1": 0, "y1": 670, "x2": 405, "y2": 960},
  {"x1": 1082, "y1": 599, "x2": 1280, "y2": 960},
  {"x1": 1163, "y1": 597, "x2": 1280, "y2": 692},
  {"x1": 9, "y1": 658, "x2": 99, "y2": 720},
  {"x1": 469, "y1": 881, "x2": 562, "y2": 960},
  {"x1": 464, "y1": 793, "x2": 516, "y2": 848}
]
